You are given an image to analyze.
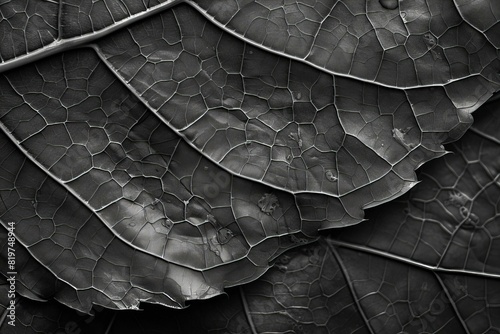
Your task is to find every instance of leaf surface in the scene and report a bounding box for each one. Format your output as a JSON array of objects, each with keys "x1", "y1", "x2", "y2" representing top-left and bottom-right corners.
[
  {"x1": 0, "y1": 0, "x2": 181, "y2": 71},
  {"x1": 2, "y1": 100, "x2": 500, "y2": 332},
  {"x1": 332, "y1": 102, "x2": 500, "y2": 278},
  {"x1": 94, "y1": 4, "x2": 495, "y2": 220},
  {"x1": 189, "y1": 0, "x2": 500, "y2": 88},
  {"x1": 0, "y1": 48, "x2": 330, "y2": 311},
  {"x1": 0, "y1": 0, "x2": 499, "y2": 318}
]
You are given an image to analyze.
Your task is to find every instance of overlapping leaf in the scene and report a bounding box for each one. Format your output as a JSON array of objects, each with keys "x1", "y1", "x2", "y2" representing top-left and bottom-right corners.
[
  {"x1": 332, "y1": 104, "x2": 500, "y2": 278},
  {"x1": 3, "y1": 238, "x2": 498, "y2": 333},
  {"x1": 0, "y1": 0, "x2": 499, "y2": 318},
  {"x1": 5, "y1": 0, "x2": 499, "y2": 91},
  {"x1": 2, "y1": 91, "x2": 498, "y2": 334},
  {"x1": 94, "y1": 4, "x2": 495, "y2": 220},
  {"x1": 327, "y1": 99, "x2": 500, "y2": 332},
  {"x1": 190, "y1": 0, "x2": 500, "y2": 87},
  {"x1": 0, "y1": 48, "x2": 331, "y2": 311}
]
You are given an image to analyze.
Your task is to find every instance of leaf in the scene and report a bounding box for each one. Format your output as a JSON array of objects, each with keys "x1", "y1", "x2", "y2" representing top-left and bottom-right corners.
[
  {"x1": 0, "y1": 280, "x2": 253, "y2": 334},
  {"x1": 325, "y1": 99, "x2": 500, "y2": 332},
  {"x1": 189, "y1": 0, "x2": 500, "y2": 87},
  {"x1": 93, "y1": 3, "x2": 497, "y2": 221},
  {"x1": 332, "y1": 103, "x2": 500, "y2": 277},
  {"x1": 0, "y1": 0, "x2": 182, "y2": 71},
  {"x1": 208, "y1": 129, "x2": 500, "y2": 333},
  {"x1": 3, "y1": 241, "x2": 498, "y2": 333},
  {"x1": 1, "y1": 99, "x2": 499, "y2": 333},
  {"x1": 0, "y1": 0, "x2": 499, "y2": 318},
  {"x1": 0, "y1": 49, "x2": 323, "y2": 312},
  {"x1": 454, "y1": 0, "x2": 500, "y2": 48}
]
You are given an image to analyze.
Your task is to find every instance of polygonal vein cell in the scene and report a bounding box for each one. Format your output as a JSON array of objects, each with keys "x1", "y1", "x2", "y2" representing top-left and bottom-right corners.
[{"x1": 95, "y1": 4, "x2": 480, "y2": 220}]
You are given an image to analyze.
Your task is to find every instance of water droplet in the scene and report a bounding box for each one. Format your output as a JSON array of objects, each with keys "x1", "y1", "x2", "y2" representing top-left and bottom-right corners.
[
  {"x1": 129, "y1": 222, "x2": 136, "y2": 227},
  {"x1": 258, "y1": 193, "x2": 280, "y2": 215},
  {"x1": 429, "y1": 298, "x2": 446, "y2": 315},
  {"x1": 248, "y1": 50, "x2": 253, "y2": 55},
  {"x1": 216, "y1": 228, "x2": 234, "y2": 244},
  {"x1": 392, "y1": 128, "x2": 414, "y2": 151},
  {"x1": 446, "y1": 191, "x2": 468, "y2": 208},
  {"x1": 215, "y1": 250, "x2": 220, "y2": 256},
  {"x1": 156, "y1": 219, "x2": 173, "y2": 235},
  {"x1": 460, "y1": 206, "x2": 480, "y2": 228},
  {"x1": 325, "y1": 170, "x2": 338, "y2": 182},
  {"x1": 276, "y1": 264, "x2": 287, "y2": 272},
  {"x1": 277, "y1": 254, "x2": 291, "y2": 265},
  {"x1": 296, "y1": 92, "x2": 302, "y2": 100},
  {"x1": 309, "y1": 254, "x2": 320, "y2": 264},
  {"x1": 203, "y1": 166, "x2": 209, "y2": 171},
  {"x1": 423, "y1": 33, "x2": 437, "y2": 48},
  {"x1": 379, "y1": 0, "x2": 398, "y2": 10}
]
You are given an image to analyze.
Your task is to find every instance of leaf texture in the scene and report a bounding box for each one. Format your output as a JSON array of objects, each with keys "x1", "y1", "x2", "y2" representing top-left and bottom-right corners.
[
  {"x1": 332, "y1": 106, "x2": 500, "y2": 277},
  {"x1": 94, "y1": 4, "x2": 494, "y2": 220},
  {"x1": 189, "y1": 0, "x2": 500, "y2": 88},
  {"x1": 0, "y1": 0, "x2": 182, "y2": 71},
  {"x1": 0, "y1": 0, "x2": 499, "y2": 318},
  {"x1": 454, "y1": 0, "x2": 500, "y2": 48},
  {"x1": 0, "y1": 49, "x2": 334, "y2": 311},
  {"x1": 2, "y1": 81, "x2": 498, "y2": 334},
  {"x1": 3, "y1": 239, "x2": 498, "y2": 333}
]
